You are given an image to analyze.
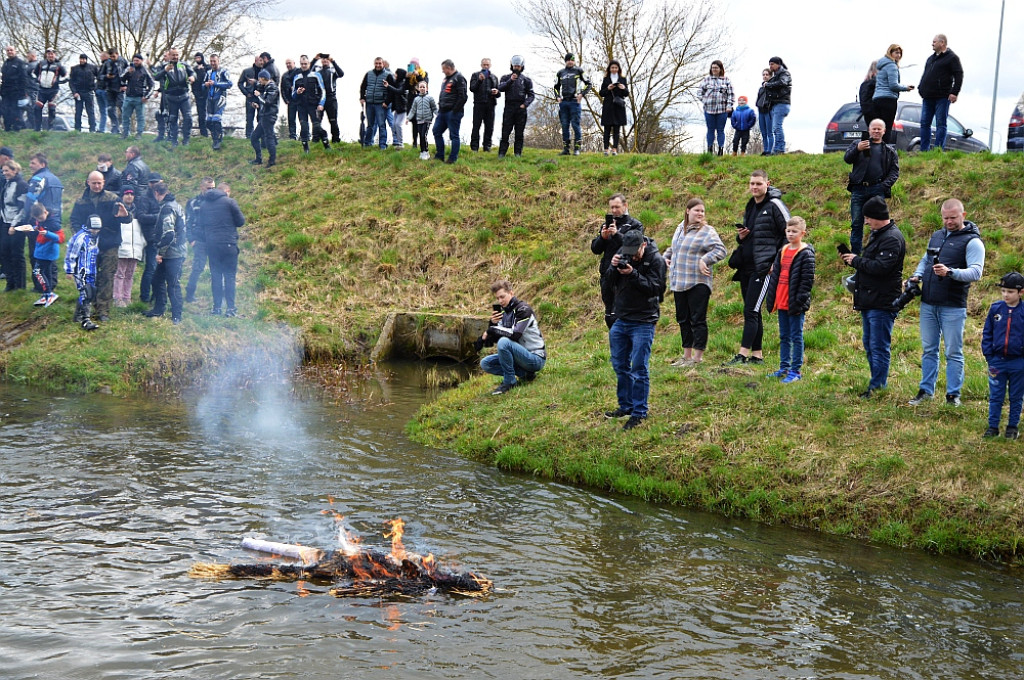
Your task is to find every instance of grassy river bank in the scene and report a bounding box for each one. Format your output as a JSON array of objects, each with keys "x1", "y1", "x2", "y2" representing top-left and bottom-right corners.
[{"x1": 2, "y1": 130, "x2": 1023, "y2": 563}]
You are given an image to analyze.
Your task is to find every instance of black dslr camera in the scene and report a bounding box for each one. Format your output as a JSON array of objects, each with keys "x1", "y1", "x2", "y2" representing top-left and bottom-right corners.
[
  {"x1": 614, "y1": 251, "x2": 633, "y2": 269},
  {"x1": 893, "y1": 279, "x2": 922, "y2": 311}
]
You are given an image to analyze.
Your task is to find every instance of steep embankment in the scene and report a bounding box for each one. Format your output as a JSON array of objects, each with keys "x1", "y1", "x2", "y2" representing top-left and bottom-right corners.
[{"x1": 3, "y1": 130, "x2": 1024, "y2": 561}]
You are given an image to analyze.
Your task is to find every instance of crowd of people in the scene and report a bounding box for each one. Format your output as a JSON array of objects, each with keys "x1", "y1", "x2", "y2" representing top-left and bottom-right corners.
[{"x1": 0, "y1": 144, "x2": 246, "y2": 328}]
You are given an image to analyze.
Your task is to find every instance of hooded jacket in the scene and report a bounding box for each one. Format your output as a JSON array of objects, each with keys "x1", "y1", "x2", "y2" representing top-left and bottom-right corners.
[
  {"x1": 872, "y1": 56, "x2": 911, "y2": 100},
  {"x1": 197, "y1": 189, "x2": 245, "y2": 245},
  {"x1": 735, "y1": 187, "x2": 790, "y2": 277},
  {"x1": 154, "y1": 193, "x2": 187, "y2": 259}
]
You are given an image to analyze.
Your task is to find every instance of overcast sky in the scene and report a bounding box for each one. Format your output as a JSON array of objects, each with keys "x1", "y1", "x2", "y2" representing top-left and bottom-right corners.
[{"x1": 250, "y1": 0, "x2": 1023, "y2": 153}]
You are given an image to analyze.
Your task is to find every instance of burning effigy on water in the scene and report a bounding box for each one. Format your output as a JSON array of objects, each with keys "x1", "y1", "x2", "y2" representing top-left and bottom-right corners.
[{"x1": 189, "y1": 516, "x2": 493, "y2": 598}]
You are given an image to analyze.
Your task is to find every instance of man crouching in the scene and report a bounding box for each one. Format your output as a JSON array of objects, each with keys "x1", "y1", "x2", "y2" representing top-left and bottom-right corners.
[{"x1": 476, "y1": 280, "x2": 547, "y2": 395}]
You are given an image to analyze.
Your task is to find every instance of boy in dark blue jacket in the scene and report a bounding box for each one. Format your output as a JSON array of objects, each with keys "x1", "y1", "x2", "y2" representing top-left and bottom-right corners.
[
  {"x1": 730, "y1": 95, "x2": 757, "y2": 155},
  {"x1": 982, "y1": 272, "x2": 1024, "y2": 439},
  {"x1": 27, "y1": 202, "x2": 64, "y2": 307}
]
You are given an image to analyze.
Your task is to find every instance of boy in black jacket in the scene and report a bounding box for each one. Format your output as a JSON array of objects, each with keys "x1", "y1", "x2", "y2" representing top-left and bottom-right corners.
[{"x1": 759, "y1": 216, "x2": 815, "y2": 383}]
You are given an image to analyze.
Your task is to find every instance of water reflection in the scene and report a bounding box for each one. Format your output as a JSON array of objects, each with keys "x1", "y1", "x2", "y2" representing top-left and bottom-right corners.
[{"x1": 1, "y1": 365, "x2": 1022, "y2": 680}]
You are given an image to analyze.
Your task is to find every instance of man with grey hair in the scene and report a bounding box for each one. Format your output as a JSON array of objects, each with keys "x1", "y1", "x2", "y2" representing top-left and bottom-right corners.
[
  {"x1": 432, "y1": 59, "x2": 468, "y2": 164},
  {"x1": 917, "y1": 34, "x2": 963, "y2": 152},
  {"x1": 844, "y1": 119, "x2": 898, "y2": 255},
  {"x1": 907, "y1": 198, "x2": 984, "y2": 407}
]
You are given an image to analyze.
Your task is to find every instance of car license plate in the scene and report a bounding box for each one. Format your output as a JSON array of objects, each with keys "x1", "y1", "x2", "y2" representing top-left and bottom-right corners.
[{"x1": 844, "y1": 131, "x2": 862, "y2": 139}]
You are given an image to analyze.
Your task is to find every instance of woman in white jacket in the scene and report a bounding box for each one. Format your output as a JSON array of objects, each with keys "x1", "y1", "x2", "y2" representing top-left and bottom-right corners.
[{"x1": 113, "y1": 188, "x2": 146, "y2": 306}]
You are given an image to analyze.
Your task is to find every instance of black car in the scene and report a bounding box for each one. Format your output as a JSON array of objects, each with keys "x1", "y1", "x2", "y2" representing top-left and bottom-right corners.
[
  {"x1": 1008, "y1": 95, "x2": 1023, "y2": 153},
  {"x1": 823, "y1": 101, "x2": 989, "y2": 153}
]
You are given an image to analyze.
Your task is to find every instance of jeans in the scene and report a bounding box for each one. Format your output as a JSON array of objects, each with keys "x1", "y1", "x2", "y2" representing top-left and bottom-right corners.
[
  {"x1": 151, "y1": 256, "x2": 184, "y2": 318},
  {"x1": 861, "y1": 309, "x2": 897, "y2": 390},
  {"x1": 558, "y1": 100, "x2": 582, "y2": 144},
  {"x1": 480, "y1": 337, "x2": 546, "y2": 386},
  {"x1": 674, "y1": 285, "x2": 711, "y2": 351},
  {"x1": 849, "y1": 184, "x2": 887, "y2": 255},
  {"x1": 105, "y1": 90, "x2": 123, "y2": 134},
  {"x1": 433, "y1": 110, "x2": 464, "y2": 162},
  {"x1": 987, "y1": 357, "x2": 1024, "y2": 429},
  {"x1": 185, "y1": 240, "x2": 208, "y2": 300},
  {"x1": 95, "y1": 89, "x2": 108, "y2": 132},
  {"x1": 919, "y1": 302, "x2": 967, "y2": 397},
  {"x1": 74, "y1": 92, "x2": 96, "y2": 131},
  {"x1": 363, "y1": 103, "x2": 388, "y2": 148},
  {"x1": 121, "y1": 96, "x2": 145, "y2": 137},
  {"x1": 919, "y1": 97, "x2": 951, "y2": 151},
  {"x1": 207, "y1": 241, "x2": 239, "y2": 312},
  {"x1": 704, "y1": 111, "x2": 727, "y2": 150},
  {"x1": 140, "y1": 242, "x2": 158, "y2": 302},
  {"x1": 770, "y1": 103, "x2": 790, "y2": 153},
  {"x1": 759, "y1": 108, "x2": 773, "y2": 154},
  {"x1": 390, "y1": 111, "x2": 406, "y2": 147},
  {"x1": 609, "y1": 320, "x2": 656, "y2": 418},
  {"x1": 777, "y1": 311, "x2": 805, "y2": 374}
]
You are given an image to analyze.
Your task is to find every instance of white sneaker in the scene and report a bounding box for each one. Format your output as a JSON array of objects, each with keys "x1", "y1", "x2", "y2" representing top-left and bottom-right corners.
[
  {"x1": 43, "y1": 293, "x2": 58, "y2": 307},
  {"x1": 419, "y1": 151, "x2": 430, "y2": 160},
  {"x1": 33, "y1": 295, "x2": 47, "y2": 306}
]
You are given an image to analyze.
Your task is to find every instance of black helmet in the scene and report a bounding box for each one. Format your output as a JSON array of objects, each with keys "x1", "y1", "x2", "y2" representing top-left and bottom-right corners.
[
  {"x1": 1000, "y1": 272, "x2": 1024, "y2": 290},
  {"x1": 510, "y1": 55, "x2": 525, "y2": 70}
]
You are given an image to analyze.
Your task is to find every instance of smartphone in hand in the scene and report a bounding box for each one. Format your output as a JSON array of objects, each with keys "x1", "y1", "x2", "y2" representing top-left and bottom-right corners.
[{"x1": 837, "y1": 243, "x2": 851, "y2": 255}]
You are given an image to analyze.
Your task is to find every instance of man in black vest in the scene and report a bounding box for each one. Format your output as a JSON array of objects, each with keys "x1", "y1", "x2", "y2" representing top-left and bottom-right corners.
[{"x1": 907, "y1": 198, "x2": 985, "y2": 407}]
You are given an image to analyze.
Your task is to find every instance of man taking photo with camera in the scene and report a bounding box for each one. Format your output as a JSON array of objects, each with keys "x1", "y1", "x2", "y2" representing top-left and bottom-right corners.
[
  {"x1": 476, "y1": 280, "x2": 547, "y2": 395},
  {"x1": 906, "y1": 198, "x2": 984, "y2": 407}
]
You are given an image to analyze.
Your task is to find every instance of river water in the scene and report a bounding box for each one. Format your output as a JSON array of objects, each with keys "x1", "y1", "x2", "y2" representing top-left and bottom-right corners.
[{"x1": 1, "y1": 360, "x2": 1022, "y2": 680}]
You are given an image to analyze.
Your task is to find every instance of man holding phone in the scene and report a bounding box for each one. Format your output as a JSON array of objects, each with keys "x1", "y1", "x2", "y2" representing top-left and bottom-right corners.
[
  {"x1": 844, "y1": 119, "x2": 899, "y2": 255},
  {"x1": 476, "y1": 280, "x2": 547, "y2": 395},
  {"x1": 68, "y1": 171, "x2": 129, "y2": 322},
  {"x1": 591, "y1": 193, "x2": 644, "y2": 328}
]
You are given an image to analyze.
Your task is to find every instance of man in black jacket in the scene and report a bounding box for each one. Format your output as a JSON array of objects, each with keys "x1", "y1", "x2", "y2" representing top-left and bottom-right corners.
[
  {"x1": 497, "y1": 55, "x2": 534, "y2": 158},
  {"x1": 155, "y1": 49, "x2": 195, "y2": 147},
  {"x1": 238, "y1": 56, "x2": 260, "y2": 137},
  {"x1": 591, "y1": 192, "x2": 644, "y2": 328},
  {"x1": 554, "y1": 53, "x2": 591, "y2": 155},
  {"x1": 99, "y1": 48, "x2": 127, "y2": 134},
  {"x1": 120, "y1": 54, "x2": 155, "y2": 139},
  {"x1": 291, "y1": 55, "x2": 329, "y2": 153},
  {"x1": 476, "y1": 280, "x2": 547, "y2": 395},
  {"x1": 69, "y1": 54, "x2": 99, "y2": 132},
  {"x1": 250, "y1": 70, "x2": 280, "y2": 166},
  {"x1": 281, "y1": 58, "x2": 300, "y2": 140},
  {"x1": 184, "y1": 176, "x2": 214, "y2": 303},
  {"x1": 469, "y1": 58, "x2": 499, "y2": 152},
  {"x1": 433, "y1": 59, "x2": 468, "y2": 164},
  {"x1": 96, "y1": 153, "x2": 121, "y2": 194},
  {"x1": 1, "y1": 46, "x2": 28, "y2": 131},
  {"x1": 726, "y1": 170, "x2": 789, "y2": 365},
  {"x1": 844, "y1": 119, "x2": 899, "y2": 255},
  {"x1": 840, "y1": 196, "x2": 906, "y2": 399},
  {"x1": 199, "y1": 183, "x2": 245, "y2": 316},
  {"x1": 33, "y1": 49, "x2": 66, "y2": 131},
  {"x1": 917, "y1": 34, "x2": 964, "y2": 152},
  {"x1": 359, "y1": 57, "x2": 392, "y2": 148},
  {"x1": 69, "y1": 171, "x2": 129, "y2": 321},
  {"x1": 191, "y1": 53, "x2": 209, "y2": 137},
  {"x1": 605, "y1": 230, "x2": 665, "y2": 431},
  {"x1": 764, "y1": 56, "x2": 792, "y2": 154},
  {"x1": 314, "y1": 54, "x2": 344, "y2": 144}
]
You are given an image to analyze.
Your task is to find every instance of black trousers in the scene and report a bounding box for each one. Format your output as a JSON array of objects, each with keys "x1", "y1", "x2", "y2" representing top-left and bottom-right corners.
[
  {"x1": 194, "y1": 95, "x2": 208, "y2": 135},
  {"x1": 498, "y1": 105, "x2": 528, "y2": 155},
  {"x1": 286, "y1": 102, "x2": 298, "y2": 139},
  {"x1": 297, "y1": 103, "x2": 325, "y2": 143},
  {"x1": 674, "y1": 285, "x2": 712, "y2": 350},
  {"x1": 251, "y1": 113, "x2": 278, "y2": 159},
  {"x1": 1, "y1": 97, "x2": 24, "y2": 131},
  {"x1": 739, "y1": 270, "x2": 766, "y2": 352},
  {"x1": 74, "y1": 91, "x2": 97, "y2": 131},
  {"x1": 732, "y1": 129, "x2": 750, "y2": 153},
  {"x1": 164, "y1": 94, "x2": 192, "y2": 143},
  {"x1": 185, "y1": 240, "x2": 207, "y2": 300},
  {"x1": 320, "y1": 97, "x2": 340, "y2": 142},
  {"x1": 874, "y1": 97, "x2": 898, "y2": 144},
  {"x1": 105, "y1": 90, "x2": 123, "y2": 133},
  {"x1": 470, "y1": 102, "x2": 496, "y2": 150},
  {"x1": 207, "y1": 241, "x2": 239, "y2": 312},
  {"x1": 152, "y1": 256, "x2": 184, "y2": 318},
  {"x1": 0, "y1": 226, "x2": 26, "y2": 289},
  {"x1": 245, "y1": 99, "x2": 256, "y2": 138}
]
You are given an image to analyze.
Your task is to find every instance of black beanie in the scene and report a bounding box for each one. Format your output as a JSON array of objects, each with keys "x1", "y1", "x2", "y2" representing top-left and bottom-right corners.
[{"x1": 863, "y1": 196, "x2": 890, "y2": 221}]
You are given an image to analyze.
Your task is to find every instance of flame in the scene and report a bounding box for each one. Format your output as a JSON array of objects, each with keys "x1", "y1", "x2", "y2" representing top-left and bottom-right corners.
[
  {"x1": 296, "y1": 580, "x2": 311, "y2": 597},
  {"x1": 384, "y1": 518, "x2": 406, "y2": 563},
  {"x1": 420, "y1": 553, "x2": 437, "y2": 575}
]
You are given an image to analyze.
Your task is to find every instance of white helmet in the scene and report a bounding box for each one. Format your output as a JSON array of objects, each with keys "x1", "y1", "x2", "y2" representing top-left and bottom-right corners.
[{"x1": 510, "y1": 55, "x2": 525, "y2": 70}]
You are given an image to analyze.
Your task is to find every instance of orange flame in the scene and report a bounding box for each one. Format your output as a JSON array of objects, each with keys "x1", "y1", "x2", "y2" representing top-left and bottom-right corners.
[{"x1": 384, "y1": 518, "x2": 406, "y2": 563}]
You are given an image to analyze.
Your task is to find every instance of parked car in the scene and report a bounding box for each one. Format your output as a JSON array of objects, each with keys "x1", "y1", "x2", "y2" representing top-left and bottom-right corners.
[
  {"x1": 823, "y1": 101, "x2": 989, "y2": 153},
  {"x1": 1008, "y1": 94, "x2": 1024, "y2": 153}
]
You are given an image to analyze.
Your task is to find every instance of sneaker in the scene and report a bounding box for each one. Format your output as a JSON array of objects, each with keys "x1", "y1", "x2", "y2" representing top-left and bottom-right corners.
[
  {"x1": 747, "y1": 356, "x2": 765, "y2": 365},
  {"x1": 859, "y1": 389, "x2": 873, "y2": 400},
  {"x1": 1005, "y1": 426, "x2": 1019, "y2": 440},
  {"x1": 490, "y1": 382, "x2": 517, "y2": 396},
  {"x1": 671, "y1": 357, "x2": 695, "y2": 367},
  {"x1": 622, "y1": 415, "x2": 646, "y2": 431},
  {"x1": 224, "y1": 309, "x2": 237, "y2": 318},
  {"x1": 211, "y1": 308, "x2": 222, "y2": 316},
  {"x1": 43, "y1": 293, "x2": 58, "y2": 307},
  {"x1": 781, "y1": 371, "x2": 802, "y2": 384},
  {"x1": 723, "y1": 354, "x2": 747, "y2": 366},
  {"x1": 984, "y1": 427, "x2": 1000, "y2": 438},
  {"x1": 33, "y1": 295, "x2": 47, "y2": 306},
  {"x1": 143, "y1": 310, "x2": 164, "y2": 318},
  {"x1": 945, "y1": 394, "x2": 961, "y2": 407},
  {"x1": 767, "y1": 368, "x2": 787, "y2": 378},
  {"x1": 81, "y1": 319, "x2": 98, "y2": 331},
  {"x1": 172, "y1": 317, "x2": 182, "y2": 325},
  {"x1": 604, "y1": 407, "x2": 631, "y2": 419},
  {"x1": 908, "y1": 390, "x2": 933, "y2": 406}
]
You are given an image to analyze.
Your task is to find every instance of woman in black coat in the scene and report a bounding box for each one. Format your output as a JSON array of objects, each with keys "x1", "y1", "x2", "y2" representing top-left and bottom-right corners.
[
  {"x1": 599, "y1": 60, "x2": 629, "y2": 155},
  {"x1": 1, "y1": 160, "x2": 30, "y2": 290}
]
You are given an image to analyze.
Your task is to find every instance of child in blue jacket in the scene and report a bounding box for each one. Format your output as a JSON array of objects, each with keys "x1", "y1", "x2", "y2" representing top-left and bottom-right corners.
[
  {"x1": 982, "y1": 272, "x2": 1024, "y2": 440},
  {"x1": 27, "y1": 202, "x2": 64, "y2": 307},
  {"x1": 730, "y1": 95, "x2": 757, "y2": 155}
]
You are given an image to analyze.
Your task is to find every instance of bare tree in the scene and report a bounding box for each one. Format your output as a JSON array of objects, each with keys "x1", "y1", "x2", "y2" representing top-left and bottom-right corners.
[
  {"x1": 516, "y1": 0, "x2": 728, "y2": 153},
  {"x1": 0, "y1": 0, "x2": 272, "y2": 61}
]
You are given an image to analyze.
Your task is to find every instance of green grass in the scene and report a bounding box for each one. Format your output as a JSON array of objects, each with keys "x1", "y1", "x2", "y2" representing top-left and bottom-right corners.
[{"x1": 3, "y1": 132, "x2": 1024, "y2": 562}]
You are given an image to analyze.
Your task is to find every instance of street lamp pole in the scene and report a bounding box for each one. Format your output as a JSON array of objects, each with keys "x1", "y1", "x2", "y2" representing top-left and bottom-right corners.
[{"x1": 989, "y1": 0, "x2": 1006, "y2": 151}]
